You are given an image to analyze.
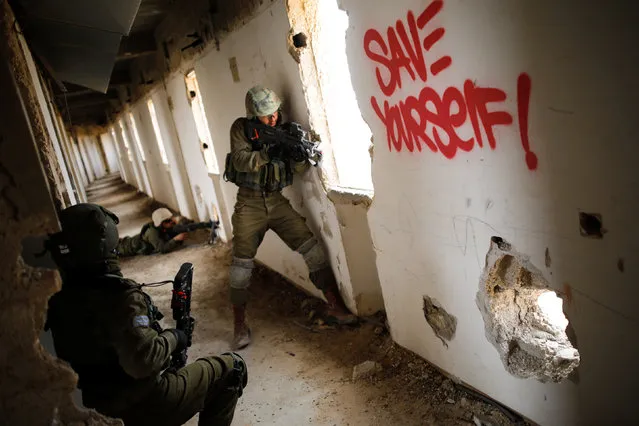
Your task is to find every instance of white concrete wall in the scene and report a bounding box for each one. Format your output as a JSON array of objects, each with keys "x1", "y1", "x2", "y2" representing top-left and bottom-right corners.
[
  {"x1": 341, "y1": 0, "x2": 639, "y2": 425},
  {"x1": 70, "y1": 137, "x2": 89, "y2": 188},
  {"x1": 18, "y1": 32, "x2": 76, "y2": 205},
  {"x1": 109, "y1": 127, "x2": 134, "y2": 186},
  {"x1": 148, "y1": 88, "x2": 197, "y2": 219},
  {"x1": 77, "y1": 137, "x2": 96, "y2": 183},
  {"x1": 123, "y1": 112, "x2": 154, "y2": 196},
  {"x1": 129, "y1": 100, "x2": 180, "y2": 211},
  {"x1": 100, "y1": 133, "x2": 120, "y2": 173},
  {"x1": 84, "y1": 135, "x2": 106, "y2": 179},
  {"x1": 165, "y1": 74, "x2": 228, "y2": 237}
]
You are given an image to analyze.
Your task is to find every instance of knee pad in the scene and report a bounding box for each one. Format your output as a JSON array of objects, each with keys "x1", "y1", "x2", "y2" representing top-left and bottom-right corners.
[
  {"x1": 230, "y1": 257, "x2": 254, "y2": 290},
  {"x1": 297, "y1": 238, "x2": 327, "y2": 273}
]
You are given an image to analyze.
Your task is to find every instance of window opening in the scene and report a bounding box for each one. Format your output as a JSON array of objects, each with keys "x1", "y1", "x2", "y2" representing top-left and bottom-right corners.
[
  {"x1": 147, "y1": 99, "x2": 169, "y2": 165},
  {"x1": 185, "y1": 70, "x2": 219, "y2": 174},
  {"x1": 312, "y1": 0, "x2": 374, "y2": 192},
  {"x1": 128, "y1": 112, "x2": 146, "y2": 162}
]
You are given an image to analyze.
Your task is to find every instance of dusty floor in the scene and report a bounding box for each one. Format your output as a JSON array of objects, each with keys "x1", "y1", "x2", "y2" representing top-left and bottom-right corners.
[{"x1": 87, "y1": 174, "x2": 526, "y2": 426}]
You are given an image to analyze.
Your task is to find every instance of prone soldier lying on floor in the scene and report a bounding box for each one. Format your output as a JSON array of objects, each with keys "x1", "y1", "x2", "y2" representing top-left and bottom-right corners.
[{"x1": 117, "y1": 207, "x2": 218, "y2": 257}]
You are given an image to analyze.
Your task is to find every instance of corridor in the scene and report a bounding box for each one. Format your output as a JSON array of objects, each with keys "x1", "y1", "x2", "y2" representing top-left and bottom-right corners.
[
  {"x1": 3, "y1": 0, "x2": 638, "y2": 424},
  {"x1": 86, "y1": 175, "x2": 515, "y2": 426}
]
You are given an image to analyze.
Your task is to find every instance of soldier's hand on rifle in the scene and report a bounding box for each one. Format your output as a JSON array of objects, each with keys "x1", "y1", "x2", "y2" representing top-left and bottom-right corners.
[
  {"x1": 170, "y1": 328, "x2": 189, "y2": 352},
  {"x1": 173, "y1": 232, "x2": 188, "y2": 241}
]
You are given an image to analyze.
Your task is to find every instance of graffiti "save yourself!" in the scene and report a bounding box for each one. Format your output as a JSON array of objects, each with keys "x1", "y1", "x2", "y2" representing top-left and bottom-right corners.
[{"x1": 363, "y1": 0, "x2": 538, "y2": 170}]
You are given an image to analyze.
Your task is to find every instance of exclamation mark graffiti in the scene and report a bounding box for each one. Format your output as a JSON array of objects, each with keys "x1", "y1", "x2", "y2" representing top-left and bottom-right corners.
[{"x1": 517, "y1": 73, "x2": 538, "y2": 171}]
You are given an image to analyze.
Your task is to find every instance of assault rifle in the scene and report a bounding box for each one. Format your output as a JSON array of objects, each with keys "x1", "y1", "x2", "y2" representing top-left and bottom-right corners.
[
  {"x1": 246, "y1": 121, "x2": 322, "y2": 166},
  {"x1": 168, "y1": 219, "x2": 219, "y2": 244},
  {"x1": 170, "y1": 262, "x2": 195, "y2": 369}
]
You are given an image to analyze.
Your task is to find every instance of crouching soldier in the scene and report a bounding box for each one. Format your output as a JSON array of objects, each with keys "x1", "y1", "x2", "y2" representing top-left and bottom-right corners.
[
  {"x1": 45, "y1": 203, "x2": 247, "y2": 426},
  {"x1": 224, "y1": 85, "x2": 358, "y2": 350},
  {"x1": 117, "y1": 207, "x2": 187, "y2": 257}
]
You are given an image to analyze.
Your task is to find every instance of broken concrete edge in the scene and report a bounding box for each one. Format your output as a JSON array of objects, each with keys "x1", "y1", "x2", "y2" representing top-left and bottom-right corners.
[
  {"x1": 2, "y1": 3, "x2": 64, "y2": 211},
  {"x1": 476, "y1": 236, "x2": 580, "y2": 384},
  {"x1": 326, "y1": 186, "x2": 373, "y2": 209}
]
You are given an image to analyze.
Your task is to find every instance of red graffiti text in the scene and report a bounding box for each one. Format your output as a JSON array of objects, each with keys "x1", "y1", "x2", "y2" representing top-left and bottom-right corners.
[{"x1": 363, "y1": 0, "x2": 538, "y2": 171}]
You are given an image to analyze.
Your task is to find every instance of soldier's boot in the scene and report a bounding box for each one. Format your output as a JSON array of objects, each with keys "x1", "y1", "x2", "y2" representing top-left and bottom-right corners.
[
  {"x1": 310, "y1": 267, "x2": 359, "y2": 326},
  {"x1": 232, "y1": 304, "x2": 251, "y2": 350}
]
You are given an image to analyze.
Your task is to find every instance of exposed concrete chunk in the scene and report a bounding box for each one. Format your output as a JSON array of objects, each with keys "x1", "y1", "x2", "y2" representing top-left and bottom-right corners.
[
  {"x1": 423, "y1": 295, "x2": 457, "y2": 346},
  {"x1": 476, "y1": 237, "x2": 580, "y2": 383}
]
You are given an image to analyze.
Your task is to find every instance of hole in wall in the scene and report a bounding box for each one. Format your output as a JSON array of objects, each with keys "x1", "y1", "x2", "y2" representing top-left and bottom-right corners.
[
  {"x1": 579, "y1": 212, "x2": 604, "y2": 238},
  {"x1": 617, "y1": 257, "x2": 625, "y2": 273},
  {"x1": 476, "y1": 237, "x2": 580, "y2": 383},
  {"x1": 423, "y1": 296, "x2": 457, "y2": 347},
  {"x1": 292, "y1": 32, "x2": 307, "y2": 48}
]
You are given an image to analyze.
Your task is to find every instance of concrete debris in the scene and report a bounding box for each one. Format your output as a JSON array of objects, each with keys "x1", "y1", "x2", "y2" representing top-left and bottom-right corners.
[
  {"x1": 352, "y1": 361, "x2": 382, "y2": 381},
  {"x1": 476, "y1": 237, "x2": 580, "y2": 382}
]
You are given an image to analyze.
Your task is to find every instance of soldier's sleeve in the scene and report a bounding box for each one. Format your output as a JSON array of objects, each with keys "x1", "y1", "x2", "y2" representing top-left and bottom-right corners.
[
  {"x1": 230, "y1": 118, "x2": 270, "y2": 172},
  {"x1": 111, "y1": 289, "x2": 178, "y2": 379},
  {"x1": 144, "y1": 226, "x2": 182, "y2": 254}
]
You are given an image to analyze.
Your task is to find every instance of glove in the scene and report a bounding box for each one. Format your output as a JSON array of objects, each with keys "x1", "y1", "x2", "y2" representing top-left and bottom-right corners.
[{"x1": 170, "y1": 328, "x2": 189, "y2": 352}]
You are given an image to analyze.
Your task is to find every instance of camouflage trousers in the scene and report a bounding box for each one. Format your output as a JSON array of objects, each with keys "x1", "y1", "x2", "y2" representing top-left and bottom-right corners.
[
  {"x1": 116, "y1": 234, "x2": 149, "y2": 257},
  {"x1": 113, "y1": 356, "x2": 240, "y2": 426},
  {"x1": 230, "y1": 187, "x2": 329, "y2": 305}
]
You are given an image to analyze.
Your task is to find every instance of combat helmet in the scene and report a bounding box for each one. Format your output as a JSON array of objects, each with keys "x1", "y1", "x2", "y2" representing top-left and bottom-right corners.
[
  {"x1": 245, "y1": 85, "x2": 281, "y2": 119},
  {"x1": 46, "y1": 203, "x2": 120, "y2": 270}
]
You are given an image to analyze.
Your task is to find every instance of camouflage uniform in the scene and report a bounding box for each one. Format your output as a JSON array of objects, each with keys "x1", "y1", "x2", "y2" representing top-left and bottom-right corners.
[
  {"x1": 117, "y1": 222, "x2": 183, "y2": 257},
  {"x1": 45, "y1": 204, "x2": 246, "y2": 426},
  {"x1": 224, "y1": 86, "x2": 356, "y2": 349}
]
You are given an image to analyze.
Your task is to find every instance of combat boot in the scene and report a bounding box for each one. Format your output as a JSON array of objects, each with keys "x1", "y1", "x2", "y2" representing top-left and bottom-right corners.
[
  {"x1": 310, "y1": 267, "x2": 359, "y2": 326},
  {"x1": 232, "y1": 304, "x2": 251, "y2": 350}
]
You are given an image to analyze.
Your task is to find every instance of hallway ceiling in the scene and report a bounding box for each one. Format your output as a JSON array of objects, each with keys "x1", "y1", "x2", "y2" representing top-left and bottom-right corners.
[{"x1": 10, "y1": 0, "x2": 177, "y2": 127}]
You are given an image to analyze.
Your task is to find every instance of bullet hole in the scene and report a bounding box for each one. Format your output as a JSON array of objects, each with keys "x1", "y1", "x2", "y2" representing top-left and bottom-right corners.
[
  {"x1": 545, "y1": 247, "x2": 551, "y2": 268},
  {"x1": 202, "y1": 143, "x2": 209, "y2": 149},
  {"x1": 477, "y1": 237, "x2": 580, "y2": 382},
  {"x1": 293, "y1": 32, "x2": 308, "y2": 48},
  {"x1": 423, "y1": 296, "x2": 457, "y2": 347},
  {"x1": 617, "y1": 258, "x2": 625, "y2": 273},
  {"x1": 189, "y1": 90, "x2": 197, "y2": 99},
  {"x1": 579, "y1": 212, "x2": 604, "y2": 238}
]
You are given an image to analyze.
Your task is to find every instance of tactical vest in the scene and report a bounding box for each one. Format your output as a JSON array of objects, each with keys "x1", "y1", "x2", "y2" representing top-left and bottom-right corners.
[{"x1": 223, "y1": 120, "x2": 293, "y2": 192}]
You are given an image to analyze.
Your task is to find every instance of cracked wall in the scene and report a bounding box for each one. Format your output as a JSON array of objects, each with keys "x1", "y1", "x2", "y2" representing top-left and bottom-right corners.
[
  {"x1": 0, "y1": 2, "x2": 118, "y2": 424},
  {"x1": 477, "y1": 237, "x2": 579, "y2": 382}
]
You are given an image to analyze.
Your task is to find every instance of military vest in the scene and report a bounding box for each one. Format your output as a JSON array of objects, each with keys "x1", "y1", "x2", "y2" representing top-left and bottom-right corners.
[{"x1": 223, "y1": 120, "x2": 293, "y2": 191}]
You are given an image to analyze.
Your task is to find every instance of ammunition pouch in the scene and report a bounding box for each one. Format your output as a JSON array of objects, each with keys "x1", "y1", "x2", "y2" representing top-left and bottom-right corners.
[{"x1": 224, "y1": 153, "x2": 292, "y2": 192}]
